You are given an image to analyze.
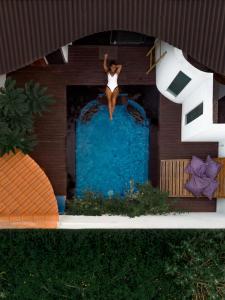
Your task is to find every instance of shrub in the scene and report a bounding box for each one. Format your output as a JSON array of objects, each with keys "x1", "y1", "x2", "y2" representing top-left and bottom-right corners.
[
  {"x1": 0, "y1": 78, "x2": 55, "y2": 156},
  {"x1": 0, "y1": 230, "x2": 225, "y2": 299},
  {"x1": 165, "y1": 231, "x2": 225, "y2": 299},
  {"x1": 67, "y1": 182, "x2": 178, "y2": 216}
]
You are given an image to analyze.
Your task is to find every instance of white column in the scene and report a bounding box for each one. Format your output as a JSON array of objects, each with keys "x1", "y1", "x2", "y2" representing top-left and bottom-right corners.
[
  {"x1": 61, "y1": 43, "x2": 72, "y2": 63},
  {"x1": 217, "y1": 141, "x2": 225, "y2": 213},
  {"x1": 218, "y1": 141, "x2": 225, "y2": 157},
  {"x1": 0, "y1": 74, "x2": 6, "y2": 87}
]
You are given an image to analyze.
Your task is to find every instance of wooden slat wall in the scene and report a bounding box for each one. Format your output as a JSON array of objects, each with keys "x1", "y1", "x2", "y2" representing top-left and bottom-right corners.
[
  {"x1": 9, "y1": 46, "x2": 154, "y2": 195},
  {"x1": 159, "y1": 96, "x2": 218, "y2": 211},
  {"x1": 215, "y1": 158, "x2": 225, "y2": 197},
  {"x1": 9, "y1": 47, "x2": 219, "y2": 212},
  {"x1": 160, "y1": 158, "x2": 225, "y2": 198},
  {"x1": 1, "y1": 0, "x2": 225, "y2": 75},
  {"x1": 9, "y1": 71, "x2": 67, "y2": 195},
  {"x1": 159, "y1": 96, "x2": 218, "y2": 159}
]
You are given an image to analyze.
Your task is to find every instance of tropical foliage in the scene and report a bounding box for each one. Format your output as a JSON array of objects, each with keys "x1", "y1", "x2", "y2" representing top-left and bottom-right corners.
[
  {"x1": 0, "y1": 78, "x2": 54, "y2": 156},
  {"x1": 67, "y1": 181, "x2": 179, "y2": 216},
  {"x1": 0, "y1": 230, "x2": 225, "y2": 299}
]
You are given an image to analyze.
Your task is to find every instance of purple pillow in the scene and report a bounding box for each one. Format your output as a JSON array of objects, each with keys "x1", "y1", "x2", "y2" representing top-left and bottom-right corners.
[
  {"x1": 205, "y1": 155, "x2": 222, "y2": 179},
  {"x1": 202, "y1": 179, "x2": 218, "y2": 200},
  {"x1": 185, "y1": 156, "x2": 207, "y2": 177},
  {"x1": 185, "y1": 175, "x2": 211, "y2": 197}
]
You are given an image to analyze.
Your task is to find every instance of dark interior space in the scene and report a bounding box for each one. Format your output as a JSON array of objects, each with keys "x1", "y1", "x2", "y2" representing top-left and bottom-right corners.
[
  {"x1": 218, "y1": 96, "x2": 225, "y2": 123},
  {"x1": 67, "y1": 85, "x2": 160, "y2": 198},
  {"x1": 73, "y1": 30, "x2": 155, "y2": 46}
]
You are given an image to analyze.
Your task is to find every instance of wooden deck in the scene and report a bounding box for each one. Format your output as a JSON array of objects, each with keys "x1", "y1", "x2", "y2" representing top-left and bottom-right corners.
[{"x1": 160, "y1": 158, "x2": 225, "y2": 198}]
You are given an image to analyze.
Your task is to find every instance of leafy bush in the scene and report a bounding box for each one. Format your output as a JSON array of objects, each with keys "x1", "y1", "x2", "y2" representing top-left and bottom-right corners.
[
  {"x1": 67, "y1": 182, "x2": 178, "y2": 216},
  {"x1": 0, "y1": 230, "x2": 225, "y2": 299},
  {"x1": 165, "y1": 231, "x2": 225, "y2": 299},
  {"x1": 0, "y1": 78, "x2": 54, "y2": 156}
]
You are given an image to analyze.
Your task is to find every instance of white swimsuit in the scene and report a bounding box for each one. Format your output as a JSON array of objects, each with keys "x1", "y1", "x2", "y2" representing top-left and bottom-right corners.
[{"x1": 107, "y1": 72, "x2": 118, "y2": 92}]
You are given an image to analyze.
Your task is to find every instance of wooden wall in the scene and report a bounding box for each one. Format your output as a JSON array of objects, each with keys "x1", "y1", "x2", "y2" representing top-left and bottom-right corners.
[
  {"x1": 159, "y1": 96, "x2": 218, "y2": 212},
  {"x1": 9, "y1": 46, "x2": 153, "y2": 195},
  {"x1": 9, "y1": 70, "x2": 67, "y2": 195},
  {"x1": 9, "y1": 45, "x2": 219, "y2": 211}
]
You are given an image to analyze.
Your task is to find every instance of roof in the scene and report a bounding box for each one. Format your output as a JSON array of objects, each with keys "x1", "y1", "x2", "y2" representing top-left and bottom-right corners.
[{"x1": 0, "y1": 0, "x2": 224, "y2": 74}]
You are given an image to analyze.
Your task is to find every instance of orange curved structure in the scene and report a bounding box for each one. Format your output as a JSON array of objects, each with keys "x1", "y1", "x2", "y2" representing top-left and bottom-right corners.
[{"x1": 0, "y1": 151, "x2": 59, "y2": 228}]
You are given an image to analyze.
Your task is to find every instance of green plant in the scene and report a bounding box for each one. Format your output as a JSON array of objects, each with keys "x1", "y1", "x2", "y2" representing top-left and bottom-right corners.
[
  {"x1": 67, "y1": 181, "x2": 178, "y2": 216},
  {"x1": 0, "y1": 230, "x2": 225, "y2": 299},
  {"x1": 165, "y1": 231, "x2": 225, "y2": 299},
  {"x1": 0, "y1": 78, "x2": 54, "y2": 156}
]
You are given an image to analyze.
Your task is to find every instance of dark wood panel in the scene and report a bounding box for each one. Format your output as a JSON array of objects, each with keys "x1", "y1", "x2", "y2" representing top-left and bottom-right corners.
[
  {"x1": 9, "y1": 46, "x2": 219, "y2": 212},
  {"x1": 218, "y1": 97, "x2": 225, "y2": 123},
  {"x1": 1, "y1": 0, "x2": 225, "y2": 75},
  {"x1": 9, "y1": 71, "x2": 67, "y2": 195},
  {"x1": 159, "y1": 95, "x2": 218, "y2": 212},
  {"x1": 46, "y1": 49, "x2": 65, "y2": 64},
  {"x1": 9, "y1": 46, "x2": 153, "y2": 196},
  {"x1": 169, "y1": 198, "x2": 216, "y2": 212},
  {"x1": 159, "y1": 96, "x2": 218, "y2": 159},
  {"x1": 14, "y1": 46, "x2": 155, "y2": 86}
]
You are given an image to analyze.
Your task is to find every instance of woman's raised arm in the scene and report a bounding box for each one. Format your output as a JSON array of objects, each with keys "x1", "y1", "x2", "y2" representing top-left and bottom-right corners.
[
  {"x1": 103, "y1": 53, "x2": 108, "y2": 73},
  {"x1": 116, "y1": 64, "x2": 122, "y2": 75}
]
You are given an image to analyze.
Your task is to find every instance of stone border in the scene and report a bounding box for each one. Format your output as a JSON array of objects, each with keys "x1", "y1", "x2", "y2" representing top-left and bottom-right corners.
[{"x1": 59, "y1": 213, "x2": 225, "y2": 229}]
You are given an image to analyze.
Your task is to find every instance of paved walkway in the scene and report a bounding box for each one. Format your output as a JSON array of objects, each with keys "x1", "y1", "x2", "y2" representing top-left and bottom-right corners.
[{"x1": 59, "y1": 213, "x2": 225, "y2": 229}]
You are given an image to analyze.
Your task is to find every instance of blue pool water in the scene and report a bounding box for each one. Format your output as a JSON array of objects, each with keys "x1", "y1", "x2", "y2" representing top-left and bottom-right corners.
[{"x1": 76, "y1": 100, "x2": 149, "y2": 197}]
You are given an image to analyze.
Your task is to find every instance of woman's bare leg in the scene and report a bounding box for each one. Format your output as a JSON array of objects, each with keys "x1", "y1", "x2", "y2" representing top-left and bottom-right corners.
[
  {"x1": 105, "y1": 87, "x2": 113, "y2": 120},
  {"x1": 111, "y1": 87, "x2": 119, "y2": 117}
]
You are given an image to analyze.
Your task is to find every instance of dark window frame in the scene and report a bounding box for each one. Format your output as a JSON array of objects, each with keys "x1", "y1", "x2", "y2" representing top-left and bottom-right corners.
[
  {"x1": 167, "y1": 71, "x2": 192, "y2": 97},
  {"x1": 185, "y1": 102, "x2": 204, "y2": 125}
]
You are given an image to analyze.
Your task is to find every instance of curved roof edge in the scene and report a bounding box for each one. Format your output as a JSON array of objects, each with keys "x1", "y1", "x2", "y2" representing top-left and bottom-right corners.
[{"x1": 0, "y1": 0, "x2": 224, "y2": 74}]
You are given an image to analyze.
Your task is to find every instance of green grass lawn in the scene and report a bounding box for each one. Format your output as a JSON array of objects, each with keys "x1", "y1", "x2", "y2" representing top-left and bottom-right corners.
[{"x1": 0, "y1": 230, "x2": 225, "y2": 299}]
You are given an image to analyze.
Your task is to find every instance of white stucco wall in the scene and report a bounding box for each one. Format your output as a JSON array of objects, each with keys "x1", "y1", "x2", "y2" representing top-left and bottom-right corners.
[
  {"x1": 156, "y1": 41, "x2": 225, "y2": 142},
  {"x1": 181, "y1": 77, "x2": 213, "y2": 141},
  {"x1": 61, "y1": 45, "x2": 69, "y2": 63},
  {"x1": 156, "y1": 41, "x2": 211, "y2": 104},
  {"x1": 61, "y1": 43, "x2": 72, "y2": 63}
]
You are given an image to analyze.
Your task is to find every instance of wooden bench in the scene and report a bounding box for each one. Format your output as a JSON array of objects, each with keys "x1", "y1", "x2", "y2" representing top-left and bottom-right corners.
[{"x1": 160, "y1": 158, "x2": 225, "y2": 198}]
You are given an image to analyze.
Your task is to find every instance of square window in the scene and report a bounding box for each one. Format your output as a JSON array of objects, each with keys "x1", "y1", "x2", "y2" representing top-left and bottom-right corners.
[
  {"x1": 167, "y1": 71, "x2": 191, "y2": 96},
  {"x1": 186, "y1": 103, "x2": 203, "y2": 124}
]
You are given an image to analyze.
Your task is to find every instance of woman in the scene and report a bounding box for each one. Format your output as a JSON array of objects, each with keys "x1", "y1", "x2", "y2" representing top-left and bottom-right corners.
[{"x1": 103, "y1": 53, "x2": 122, "y2": 120}]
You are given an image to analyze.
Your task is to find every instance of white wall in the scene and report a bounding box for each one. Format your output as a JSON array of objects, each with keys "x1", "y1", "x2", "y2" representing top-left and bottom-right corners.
[
  {"x1": 0, "y1": 74, "x2": 6, "y2": 87},
  {"x1": 181, "y1": 77, "x2": 213, "y2": 141},
  {"x1": 61, "y1": 45, "x2": 69, "y2": 63},
  {"x1": 61, "y1": 43, "x2": 72, "y2": 63},
  {"x1": 156, "y1": 41, "x2": 225, "y2": 142},
  {"x1": 156, "y1": 41, "x2": 211, "y2": 104}
]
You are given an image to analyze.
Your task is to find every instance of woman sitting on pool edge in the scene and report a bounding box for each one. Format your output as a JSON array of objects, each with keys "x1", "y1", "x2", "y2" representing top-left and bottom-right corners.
[{"x1": 103, "y1": 53, "x2": 122, "y2": 120}]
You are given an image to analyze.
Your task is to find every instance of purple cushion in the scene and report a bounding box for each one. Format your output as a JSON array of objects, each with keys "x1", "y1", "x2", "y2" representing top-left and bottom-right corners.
[
  {"x1": 202, "y1": 179, "x2": 218, "y2": 200},
  {"x1": 205, "y1": 155, "x2": 222, "y2": 179},
  {"x1": 185, "y1": 175, "x2": 211, "y2": 197},
  {"x1": 185, "y1": 156, "x2": 207, "y2": 177}
]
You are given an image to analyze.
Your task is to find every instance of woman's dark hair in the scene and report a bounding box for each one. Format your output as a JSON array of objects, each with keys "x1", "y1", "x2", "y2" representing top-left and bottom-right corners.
[{"x1": 109, "y1": 60, "x2": 117, "y2": 66}]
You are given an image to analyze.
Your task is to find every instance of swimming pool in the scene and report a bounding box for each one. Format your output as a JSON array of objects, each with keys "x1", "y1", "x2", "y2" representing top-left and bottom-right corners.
[{"x1": 76, "y1": 99, "x2": 149, "y2": 197}]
